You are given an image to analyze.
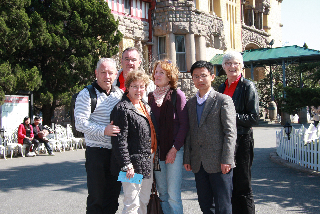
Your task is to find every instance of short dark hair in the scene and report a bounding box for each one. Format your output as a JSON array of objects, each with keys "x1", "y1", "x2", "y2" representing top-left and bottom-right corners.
[
  {"x1": 190, "y1": 60, "x2": 214, "y2": 76},
  {"x1": 122, "y1": 47, "x2": 142, "y2": 60},
  {"x1": 34, "y1": 116, "x2": 40, "y2": 120}
]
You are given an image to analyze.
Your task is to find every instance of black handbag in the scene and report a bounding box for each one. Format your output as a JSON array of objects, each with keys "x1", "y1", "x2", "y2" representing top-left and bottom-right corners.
[{"x1": 147, "y1": 178, "x2": 164, "y2": 214}]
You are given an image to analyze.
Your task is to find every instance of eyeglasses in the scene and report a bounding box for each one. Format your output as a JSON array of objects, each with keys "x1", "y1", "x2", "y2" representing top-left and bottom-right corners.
[
  {"x1": 224, "y1": 62, "x2": 241, "y2": 67},
  {"x1": 130, "y1": 85, "x2": 145, "y2": 90},
  {"x1": 192, "y1": 74, "x2": 209, "y2": 80},
  {"x1": 125, "y1": 58, "x2": 138, "y2": 63}
]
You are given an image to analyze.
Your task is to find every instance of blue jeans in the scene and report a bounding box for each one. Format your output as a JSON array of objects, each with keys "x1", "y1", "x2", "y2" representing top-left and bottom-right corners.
[{"x1": 154, "y1": 147, "x2": 184, "y2": 214}]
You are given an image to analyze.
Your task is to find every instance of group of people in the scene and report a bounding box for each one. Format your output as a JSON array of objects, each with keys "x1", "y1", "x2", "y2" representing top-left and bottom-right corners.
[
  {"x1": 74, "y1": 47, "x2": 259, "y2": 214},
  {"x1": 18, "y1": 116, "x2": 55, "y2": 157}
]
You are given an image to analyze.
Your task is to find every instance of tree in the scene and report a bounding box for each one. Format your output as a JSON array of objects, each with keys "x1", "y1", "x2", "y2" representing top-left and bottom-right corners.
[
  {"x1": 1, "y1": 0, "x2": 122, "y2": 125},
  {"x1": 0, "y1": 0, "x2": 42, "y2": 104},
  {"x1": 257, "y1": 63, "x2": 318, "y2": 115}
]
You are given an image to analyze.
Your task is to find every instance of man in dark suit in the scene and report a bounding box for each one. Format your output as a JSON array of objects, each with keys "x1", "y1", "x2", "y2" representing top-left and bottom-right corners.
[
  {"x1": 184, "y1": 60, "x2": 237, "y2": 214},
  {"x1": 32, "y1": 116, "x2": 55, "y2": 155}
]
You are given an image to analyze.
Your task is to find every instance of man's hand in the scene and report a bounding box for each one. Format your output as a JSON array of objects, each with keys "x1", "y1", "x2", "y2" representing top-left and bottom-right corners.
[
  {"x1": 184, "y1": 164, "x2": 192, "y2": 171},
  {"x1": 165, "y1": 147, "x2": 177, "y2": 164},
  {"x1": 104, "y1": 121, "x2": 120, "y2": 136},
  {"x1": 221, "y1": 164, "x2": 231, "y2": 174}
]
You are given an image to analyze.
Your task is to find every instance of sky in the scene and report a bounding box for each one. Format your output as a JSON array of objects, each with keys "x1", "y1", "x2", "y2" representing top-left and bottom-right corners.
[{"x1": 281, "y1": 0, "x2": 320, "y2": 51}]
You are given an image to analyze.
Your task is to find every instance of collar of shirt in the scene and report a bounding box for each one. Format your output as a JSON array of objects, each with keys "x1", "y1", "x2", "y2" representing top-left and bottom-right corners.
[
  {"x1": 223, "y1": 74, "x2": 241, "y2": 98},
  {"x1": 92, "y1": 80, "x2": 116, "y2": 95},
  {"x1": 196, "y1": 88, "x2": 212, "y2": 105}
]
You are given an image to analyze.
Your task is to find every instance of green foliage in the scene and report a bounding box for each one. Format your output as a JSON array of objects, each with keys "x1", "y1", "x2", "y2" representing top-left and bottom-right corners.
[
  {"x1": 257, "y1": 63, "x2": 319, "y2": 114},
  {"x1": 283, "y1": 87, "x2": 320, "y2": 114},
  {"x1": 212, "y1": 75, "x2": 227, "y2": 91},
  {"x1": 0, "y1": 0, "x2": 122, "y2": 124}
]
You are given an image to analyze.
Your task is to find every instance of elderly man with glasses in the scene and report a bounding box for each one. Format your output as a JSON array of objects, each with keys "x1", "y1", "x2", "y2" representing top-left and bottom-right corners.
[{"x1": 218, "y1": 51, "x2": 259, "y2": 214}]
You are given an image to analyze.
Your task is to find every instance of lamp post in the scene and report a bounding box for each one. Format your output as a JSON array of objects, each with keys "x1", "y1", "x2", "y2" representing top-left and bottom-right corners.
[
  {"x1": 283, "y1": 122, "x2": 292, "y2": 140},
  {"x1": 0, "y1": 128, "x2": 4, "y2": 146},
  {"x1": 0, "y1": 128, "x2": 4, "y2": 138}
]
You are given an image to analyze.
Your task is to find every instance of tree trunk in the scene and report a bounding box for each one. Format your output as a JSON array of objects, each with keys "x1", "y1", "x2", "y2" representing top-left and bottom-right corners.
[{"x1": 41, "y1": 103, "x2": 55, "y2": 126}]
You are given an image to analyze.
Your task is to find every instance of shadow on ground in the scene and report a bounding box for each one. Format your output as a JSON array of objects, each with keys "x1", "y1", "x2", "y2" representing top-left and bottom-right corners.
[
  {"x1": 0, "y1": 160, "x2": 87, "y2": 193},
  {"x1": 252, "y1": 147, "x2": 320, "y2": 214}
]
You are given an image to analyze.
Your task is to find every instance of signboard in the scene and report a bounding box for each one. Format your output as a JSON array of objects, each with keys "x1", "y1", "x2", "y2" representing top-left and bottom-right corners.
[{"x1": 0, "y1": 95, "x2": 29, "y2": 133}]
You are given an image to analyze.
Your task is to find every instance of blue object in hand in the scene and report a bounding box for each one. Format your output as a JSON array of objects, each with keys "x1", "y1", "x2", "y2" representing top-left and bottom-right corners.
[{"x1": 117, "y1": 171, "x2": 143, "y2": 184}]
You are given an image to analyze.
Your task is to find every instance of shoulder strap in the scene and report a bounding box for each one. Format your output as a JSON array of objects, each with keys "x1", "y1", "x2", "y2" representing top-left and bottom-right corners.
[{"x1": 85, "y1": 85, "x2": 97, "y2": 113}]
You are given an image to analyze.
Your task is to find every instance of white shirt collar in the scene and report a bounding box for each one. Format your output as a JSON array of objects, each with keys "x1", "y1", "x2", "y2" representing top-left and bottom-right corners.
[{"x1": 196, "y1": 88, "x2": 212, "y2": 105}]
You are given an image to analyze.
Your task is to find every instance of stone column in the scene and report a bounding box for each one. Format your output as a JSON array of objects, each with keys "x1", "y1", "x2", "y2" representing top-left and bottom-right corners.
[
  {"x1": 166, "y1": 33, "x2": 176, "y2": 64},
  {"x1": 241, "y1": 4, "x2": 245, "y2": 23},
  {"x1": 195, "y1": 36, "x2": 206, "y2": 61},
  {"x1": 185, "y1": 33, "x2": 196, "y2": 72},
  {"x1": 251, "y1": 9, "x2": 254, "y2": 26}
]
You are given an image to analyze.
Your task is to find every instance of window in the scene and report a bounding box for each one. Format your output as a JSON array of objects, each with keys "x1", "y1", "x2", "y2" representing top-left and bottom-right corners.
[
  {"x1": 124, "y1": 0, "x2": 130, "y2": 14},
  {"x1": 158, "y1": 37, "x2": 166, "y2": 60},
  {"x1": 175, "y1": 35, "x2": 186, "y2": 72},
  {"x1": 142, "y1": 2, "x2": 146, "y2": 18},
  {"x1": 132, "y1": 0, "x2": 136, "y2": 16},
  {"x1": 137, "y1": 0, "x2": 141, "y2": 17},
  {"x1": 209, "y1": 0, "x2": 214, "y2": 13},
  {"x1": 108, "y1": 0, "x2": 112, "y2": 9}
]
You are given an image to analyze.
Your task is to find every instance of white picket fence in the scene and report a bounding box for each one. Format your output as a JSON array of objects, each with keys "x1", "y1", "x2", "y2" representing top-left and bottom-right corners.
[{"x1": 276, "y1": 124, "x2": 320, "y2": 172}]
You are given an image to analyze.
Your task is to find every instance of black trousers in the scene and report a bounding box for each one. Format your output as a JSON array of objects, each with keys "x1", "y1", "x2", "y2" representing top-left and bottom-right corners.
[
  {"x1": 232, "y1": 133, "x2": 255, "y2": 214},
  {"x1": 195, "y1": 164, "x2": 233, "y2": 214},
  {"x1": 33, "y1": 138, "x2": 53, "y2": 154},
  {"x1": 85, "y1": 147, "x2": 121, "y2": 214},
  {"x1": 23, "y1": 138, "x2": 39, "y2": 153}
]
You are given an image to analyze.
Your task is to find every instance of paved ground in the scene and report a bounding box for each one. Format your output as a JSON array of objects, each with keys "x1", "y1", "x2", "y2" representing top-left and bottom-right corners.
[{"x1": 0, "y1": 123, "x2": 319, "y2": 214}]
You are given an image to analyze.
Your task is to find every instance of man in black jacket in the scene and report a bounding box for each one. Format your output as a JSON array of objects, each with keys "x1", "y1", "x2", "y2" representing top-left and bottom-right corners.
[
  {"x1": 218, "y1": 51, "x2": 259, "y2": 214},
  {"x1": 32, "y1": 116, "x2": 55, "y2": 156}
]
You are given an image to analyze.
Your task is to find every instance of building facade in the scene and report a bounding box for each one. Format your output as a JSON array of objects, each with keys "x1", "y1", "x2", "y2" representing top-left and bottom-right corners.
[
  {"x1": 107, "y1": 0, "x2": 283, "y2": 97},
  {"x1": 53, "y1": 0, "x2": 283, "y2": 125}
]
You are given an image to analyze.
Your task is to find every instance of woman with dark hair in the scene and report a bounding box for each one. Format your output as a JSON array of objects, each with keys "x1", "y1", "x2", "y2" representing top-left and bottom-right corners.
[
  {"x1": 18, "y1": 117, "x2": 39, "y2": 157},
  {"x1": 148, "y1": 60, "x2": 189, "y2": 214}
]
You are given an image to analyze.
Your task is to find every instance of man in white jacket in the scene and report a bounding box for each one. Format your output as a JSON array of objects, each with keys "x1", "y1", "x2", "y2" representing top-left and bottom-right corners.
[{"x1": 75, "y1": 58, "x2": 123, "y2": 214}]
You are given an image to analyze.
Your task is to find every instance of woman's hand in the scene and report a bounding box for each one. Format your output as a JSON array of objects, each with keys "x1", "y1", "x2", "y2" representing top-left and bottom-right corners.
[
  {"x1": 165, "y1": 147, "x2": 177, "y2": 164},
  {"x1": 126, "y1": 168, "x2": 135, "y2": 179}
]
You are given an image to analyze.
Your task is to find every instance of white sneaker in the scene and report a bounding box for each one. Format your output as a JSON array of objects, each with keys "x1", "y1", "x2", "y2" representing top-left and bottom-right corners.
[
  {"x1": 49, "y1": 152, "x2": 55, "y2": 156},
  {"x1": 26, "y1": 152, "x2": 35, "y2": 157}
]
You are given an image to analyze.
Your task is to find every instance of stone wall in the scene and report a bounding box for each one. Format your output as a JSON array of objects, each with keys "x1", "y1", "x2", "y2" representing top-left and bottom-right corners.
[
  {"x1": 178, "y1": 72, "x2": 197, "y2": 100},
  {"x1": 113, "y1": 14, "x2": 149, "y2": 42},
  {"x1": 267, "y1": 0, "x2": 282, "y2": 48},
  {"x1": 242, "y1": 24, "x2": 270, "y2": 49},
  {"x1": 153, "y1": 0, "x2": 226, "y2": 50}
]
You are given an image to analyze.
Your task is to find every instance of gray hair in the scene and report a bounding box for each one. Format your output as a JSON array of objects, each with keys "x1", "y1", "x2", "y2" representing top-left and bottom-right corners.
[
  {"x1": 222, "y1": 51, "x2": 244, "y2": 69},
  {"x1": 96, "y1": 58, "x2": 117, "y2": 70}
]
